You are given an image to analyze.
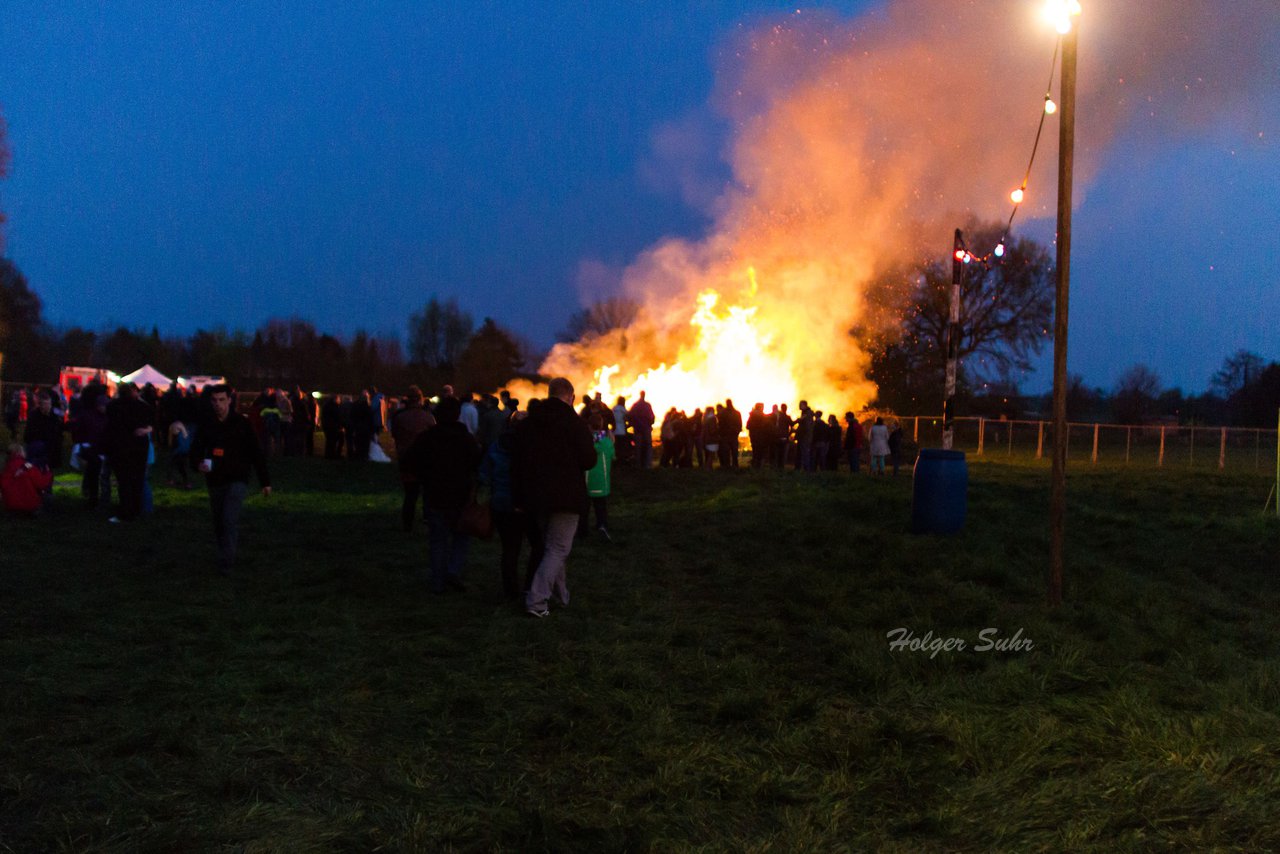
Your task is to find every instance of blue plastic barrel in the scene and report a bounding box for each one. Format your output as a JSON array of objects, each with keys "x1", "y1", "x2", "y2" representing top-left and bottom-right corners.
[{"x1": 910, "y1": 449, "x2": 968, "y2": 534}]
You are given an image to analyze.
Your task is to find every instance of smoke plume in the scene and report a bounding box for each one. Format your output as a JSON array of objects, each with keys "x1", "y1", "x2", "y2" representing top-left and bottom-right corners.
[{"x1": 528, "y1": 0, "x2": 1278, "y2": 414}]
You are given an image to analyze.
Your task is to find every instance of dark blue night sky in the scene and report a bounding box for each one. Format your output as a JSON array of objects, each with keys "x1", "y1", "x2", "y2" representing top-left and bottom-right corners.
[{"x1": 2, "y1": 1, "x2": 1277, "y2": 392}]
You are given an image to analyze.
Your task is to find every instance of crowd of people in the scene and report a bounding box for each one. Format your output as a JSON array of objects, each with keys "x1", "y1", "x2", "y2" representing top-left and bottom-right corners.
[
  {"x1": 2, "y1": 380, "x2": 272, "y2": 576},
  {"x1": 2, "y1": 377, "x2": 907, "y2": 615}
]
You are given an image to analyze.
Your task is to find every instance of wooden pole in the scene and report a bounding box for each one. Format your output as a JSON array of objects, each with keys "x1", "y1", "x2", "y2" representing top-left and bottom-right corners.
[
  {"x1": 1219, "y1": 427, "x2": 1226, "y2": 471},
  {"x1": 978, "y1": 417, "x2": 985, "y2": 456},
  {"x1": 914, "y1": 415, "x2": 919, "y2": 443},
  {"x1": 1036, "y1": 421, "x2": 1044, "y2": 460},
  {"x1": 1091, "y1": 423, "x2": 1099, "y2": 464},
  {"x1": 1008, "y1": 421, "x2": 1014, "y2": 456},
  {"x1": 1048, "y1": 22, "x2": 1077, "y2": 608},
  {"x1": 1125, "y1": 426, "x2": 1131, "y2": 465},
  {"x1": 1189, "y1": 425, "x2": 1195, "y2": 466},
  {"x1": 1158, "y1": 426, "x2": 1165, "y2": 467}
]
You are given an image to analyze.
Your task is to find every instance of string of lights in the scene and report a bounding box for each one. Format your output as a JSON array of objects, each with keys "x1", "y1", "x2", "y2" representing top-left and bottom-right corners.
[
  {"x1": 1000, "y1": 37, "x2": 1062, "y2": 251},
  {"x1": 958, "y1": 0, "x2": 1080, "y2": 268},
  {"x1": 940, "y1": 0, "x2": 1079, "y2": 449}
]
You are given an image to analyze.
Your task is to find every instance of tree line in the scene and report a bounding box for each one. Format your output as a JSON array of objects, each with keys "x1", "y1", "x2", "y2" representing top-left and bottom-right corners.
[
  {"x1": 1, "y1": 224, "x2": 1276, "y2": 425},
  {"x1": 0, "y1": 259, "x2": 533, "y2": 396}
]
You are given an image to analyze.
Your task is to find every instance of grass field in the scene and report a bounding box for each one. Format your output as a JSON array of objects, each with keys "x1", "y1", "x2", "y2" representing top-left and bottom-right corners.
[{"x1": 2, "y1": 450, "x2": 1279, "y2": 851}]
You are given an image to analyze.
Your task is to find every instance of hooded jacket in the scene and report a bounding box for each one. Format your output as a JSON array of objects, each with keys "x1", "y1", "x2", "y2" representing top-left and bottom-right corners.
[{"x1": 1, "y1": 455, "x2": 53, "y2": 513}]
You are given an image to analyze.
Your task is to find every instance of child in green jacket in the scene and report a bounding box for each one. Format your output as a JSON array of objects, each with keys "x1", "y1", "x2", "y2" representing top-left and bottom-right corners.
[{"x1": 585, "y1": 412, "x2": 615, "y2": 540}]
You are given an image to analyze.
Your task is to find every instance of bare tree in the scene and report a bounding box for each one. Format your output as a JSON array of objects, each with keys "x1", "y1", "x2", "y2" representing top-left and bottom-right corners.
[
  {"x1": 456, "y1": 318, "x2": 525, "y2": 393},
  {"x1": 1112, "y1": 364, "x2": 1162, "y2": 424},
  {"x1": 1210, "y1": 349, "x2": 1264, "y2": 398},
  {"x1": 558, "y1": 296, "x2": 640, "y2": 343},
  {"x1": 864, "y1": 222, "x2": 1053, "y2": 397},
  {"x1": 408, "y1": 297, "x2": 474, "y2": 369}
]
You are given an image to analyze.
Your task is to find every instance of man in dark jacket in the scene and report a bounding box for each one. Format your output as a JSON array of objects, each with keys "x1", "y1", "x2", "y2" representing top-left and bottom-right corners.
[
  {"x1": 320, "y1": 395, "x2": 345, "y2": 459},
  {"x1": 105, "y1": 384, "x2": 155, "y2": 522},
  {"x1": 391, "y1": 385, "x2": 436, "y2": 532},
  {"x1": 719, "y1": 399, "x2": 743, "y2": 468},
  {"x1": 627, "y1": 391, "x2": 656, "y2": 470},
  {"x1": 348, "y1": 391, "x2": 375, "y2": 461},
  {"x1": 404, "y1": 396, "x2": 481, "y2": 593},
  {"x1": 513, "y1": 377, "x2": 596, "y2": 618},
  {"x1": 746, "y1": 403, "x2": 772, "y2": 468},
  {"x1": 191, "y1": 385, "x2": 271, "y2": 576},
  {"x1": 290, "y1": 386, "x2": 317, "y2": 456},
  {"x1": 23, "y1": 390, "x2": 63, "y2": 469},
  {"x1": 72, "y1": 393, "x2": 109, "y2": 506}
]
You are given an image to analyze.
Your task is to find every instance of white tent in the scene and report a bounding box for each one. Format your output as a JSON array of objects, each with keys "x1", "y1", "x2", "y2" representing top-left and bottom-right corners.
[
  {"x1": 120, "y1": 364, "x2": 173, "y2": 390},
  {"x1": 177, "y1": 375, "x2": 226, "y2": 391}
]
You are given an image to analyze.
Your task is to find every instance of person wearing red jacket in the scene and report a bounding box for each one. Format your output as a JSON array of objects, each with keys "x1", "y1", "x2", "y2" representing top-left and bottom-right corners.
[{"x1": 1, "y1": 444, "x2": 54, "y2": 515}]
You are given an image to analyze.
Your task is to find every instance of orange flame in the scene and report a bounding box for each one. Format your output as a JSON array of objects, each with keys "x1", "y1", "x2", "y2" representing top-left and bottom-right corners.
[
  {"x1": 587, "y1": 283, "x2": 800, "y2": 412},
  {"x1": 532, "y1": 255, "x2": 878, "y2": 416}
]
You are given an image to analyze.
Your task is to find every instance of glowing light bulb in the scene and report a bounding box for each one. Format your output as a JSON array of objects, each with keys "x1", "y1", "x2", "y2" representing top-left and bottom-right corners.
[
  {"x1": 1044, "y1": 0, "x2": 1075, "y2": 33},
  {"x1": 963, "y1": 252, "x2": 973, "y2": 264},
  {"x1": 1010, "y1": 187, "x2": 1025, "y2": 204},
  {"x1": 1044, "y1": 96, "x2": 1057, "y2": 114},
  {"x1": 994, "y1": 242, "x2": 1006, "y2": 258},
  {"x1": 954, "y1": 249, "x2": 966, "y2": 261}
]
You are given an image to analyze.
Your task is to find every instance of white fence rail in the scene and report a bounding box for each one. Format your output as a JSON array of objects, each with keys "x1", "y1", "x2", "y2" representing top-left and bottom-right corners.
[{"x1": 902, "y1": 415, "x2": 1278, "y2": 472}]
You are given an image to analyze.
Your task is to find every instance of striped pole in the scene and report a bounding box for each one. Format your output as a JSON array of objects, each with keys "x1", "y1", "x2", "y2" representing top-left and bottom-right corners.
[{"x1": 942, "y1": 229, "x2": 963, "y2": 450}]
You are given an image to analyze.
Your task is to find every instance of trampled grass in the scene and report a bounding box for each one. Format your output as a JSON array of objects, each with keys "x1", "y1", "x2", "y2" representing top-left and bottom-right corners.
[{"x1": 2, "y1": 453, "x2": 1278, "y2": 851}]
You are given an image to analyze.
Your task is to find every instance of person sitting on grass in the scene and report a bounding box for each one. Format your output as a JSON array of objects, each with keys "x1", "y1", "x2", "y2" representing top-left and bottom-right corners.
[{"x1": 1, "y1": 443, "x2": 54, "y2": 516}]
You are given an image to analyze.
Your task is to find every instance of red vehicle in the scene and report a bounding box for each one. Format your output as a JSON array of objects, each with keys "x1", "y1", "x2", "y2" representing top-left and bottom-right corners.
[{"x1": 58, "y1": 366, "x2": 117, "y2": 405}]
